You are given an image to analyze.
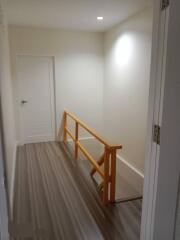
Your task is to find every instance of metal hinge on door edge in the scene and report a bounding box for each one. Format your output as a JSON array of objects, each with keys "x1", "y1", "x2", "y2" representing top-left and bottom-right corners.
[
  {"x1": 153, "y1": 125, "x2": 161, "y2": 145},
  {"x1": 161, "y1": 0, "x2": 170, "y2": 10}
]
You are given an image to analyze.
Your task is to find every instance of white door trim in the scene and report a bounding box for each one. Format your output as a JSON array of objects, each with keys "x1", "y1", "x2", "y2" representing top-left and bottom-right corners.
[
  {"x1": 141, "y1": 0, "x2": 169, "y2": 239},
  {"x1": 16, "y1": 55, "x2": 56, "y2": 145}
]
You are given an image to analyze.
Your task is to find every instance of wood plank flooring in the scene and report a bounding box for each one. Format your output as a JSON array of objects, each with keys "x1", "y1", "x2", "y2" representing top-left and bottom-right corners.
[{"x1": 12, "y1": 142, "x2": 142, "y2": 240}]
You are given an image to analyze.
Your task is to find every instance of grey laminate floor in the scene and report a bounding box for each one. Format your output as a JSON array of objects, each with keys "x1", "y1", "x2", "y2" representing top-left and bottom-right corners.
[{"x1": 12, "y1": 142, "x2": 142, "y2": 240}]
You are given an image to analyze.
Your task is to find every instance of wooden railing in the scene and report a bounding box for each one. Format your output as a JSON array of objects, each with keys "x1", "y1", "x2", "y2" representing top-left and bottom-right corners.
[{"x1": 63, "y1": 111, "x2": 122, "y2": 205}]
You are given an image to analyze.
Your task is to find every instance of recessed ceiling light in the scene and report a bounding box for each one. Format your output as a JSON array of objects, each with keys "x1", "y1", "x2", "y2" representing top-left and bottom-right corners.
[{"x1": 97, "y1": 16, "x2": 103, "y2": 21}]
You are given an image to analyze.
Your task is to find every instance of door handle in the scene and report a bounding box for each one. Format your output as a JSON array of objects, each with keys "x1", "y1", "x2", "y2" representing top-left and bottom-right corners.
[{"x1": 21, "y1": 100, "x2": 28, "y2": 104}]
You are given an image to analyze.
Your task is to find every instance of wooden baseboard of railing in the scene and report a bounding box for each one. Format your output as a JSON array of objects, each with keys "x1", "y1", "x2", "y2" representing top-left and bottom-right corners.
[{"x1": 62, "y1": 110, "x2": 122, "y2": 205}]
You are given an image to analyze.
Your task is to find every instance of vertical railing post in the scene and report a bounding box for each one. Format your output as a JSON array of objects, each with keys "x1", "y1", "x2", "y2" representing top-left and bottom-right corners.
[
  {"x1": 63, "y1": 112, "x2": 67, "y2": 143},
  {"x1": 110, "y1": 148, "x2": 116, "y2": 202},
  {"x1": 75, "y1": 122, "x2": 79, "y2": 159},
  {"x1": 103, "y1": 147, "x2": 110, "y2": 205}
]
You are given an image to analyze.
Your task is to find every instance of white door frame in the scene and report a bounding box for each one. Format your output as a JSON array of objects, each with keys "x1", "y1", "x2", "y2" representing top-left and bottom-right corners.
[
  {"x1": 16, "y1": 55, "x2": 57, "y2": 145},
  {"x1": 0, "y1": 1, "x2": 10, "y2": 238},
  {"x1": 0, "y1": 112, "x2": 9, "y2": 240},
  {"x1": 141, "y1": 0, "x2": 169, "y2": 239}
]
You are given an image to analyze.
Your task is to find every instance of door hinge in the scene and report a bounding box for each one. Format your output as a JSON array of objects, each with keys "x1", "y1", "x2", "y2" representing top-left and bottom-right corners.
[
  {"x1": 161, "y1": 0, "x2": 169, "y2": 10},
  {"x1": 153, "y1": 125, "x2": 161, "y2": 145}
]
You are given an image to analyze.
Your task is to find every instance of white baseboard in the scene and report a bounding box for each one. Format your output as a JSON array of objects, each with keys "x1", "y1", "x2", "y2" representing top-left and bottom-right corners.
[
  {"x1": 116, "y1": 154, "x2": 144, "y2": 179},
  {"x1": 10, "y1": 141, "x2": 18, "y2": 219},
  {"x1": 116, "y1": 154, "x2": 144, "y2": 195}
]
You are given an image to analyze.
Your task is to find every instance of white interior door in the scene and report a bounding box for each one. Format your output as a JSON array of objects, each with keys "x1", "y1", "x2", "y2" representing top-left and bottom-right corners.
[{"x1": 17, "y1": 56, "x2": 56, "y2": 144}]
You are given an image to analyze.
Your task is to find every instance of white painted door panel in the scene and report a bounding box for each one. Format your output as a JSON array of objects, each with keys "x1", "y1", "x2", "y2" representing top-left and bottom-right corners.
[
  {"x1": 140, "y1": 1, "x2": 169, "y2": 239},
  {"x1": 17, "y1": 56, "x2": 55, "y2": 144},
  {"x1": 153, "y1": 0, "x2": 180, "y2": 239}
]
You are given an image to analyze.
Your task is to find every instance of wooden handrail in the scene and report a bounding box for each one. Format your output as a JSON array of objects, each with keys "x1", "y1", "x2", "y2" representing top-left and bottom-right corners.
[
  {"x1": 77, "y1": 141, "x2": 104, "y2": 178},
  {"x1": 63, "y1": 110, "x2": 122, "y2": 205},
  {"x1": 65, "y1": 111, "x2": 122, "y2": 149}
]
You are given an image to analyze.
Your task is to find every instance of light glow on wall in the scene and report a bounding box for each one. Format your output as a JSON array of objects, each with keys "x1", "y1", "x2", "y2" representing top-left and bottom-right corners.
[
  {"x1": 114, "y1": 34, "x2": 133, "y2": 67},
  {"x1": 97, "y1": 16, "x2": 103, "y2": 21}
]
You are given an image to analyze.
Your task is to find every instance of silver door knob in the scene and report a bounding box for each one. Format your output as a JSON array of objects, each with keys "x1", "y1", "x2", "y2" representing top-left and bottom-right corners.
[{"x1": 21, "y1": 100, "x2": 28, "y2": 104}]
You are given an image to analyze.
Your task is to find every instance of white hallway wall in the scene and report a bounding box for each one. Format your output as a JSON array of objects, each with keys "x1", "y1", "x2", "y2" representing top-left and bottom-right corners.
[
  {"x1": 104, "y1": 8, "x2": 153, "y2": 178},
  {"x1": 9, "y1": 26, "x2": 104, "y2": 141},
  {"x1": 9, "y1": 8, "x2": 153, "y2": 194}
]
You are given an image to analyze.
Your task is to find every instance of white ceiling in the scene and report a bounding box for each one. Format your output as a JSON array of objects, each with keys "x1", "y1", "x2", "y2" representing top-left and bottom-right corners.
[{"x1": 6, "y1": 0, "x2": 152, "y2": 32}]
